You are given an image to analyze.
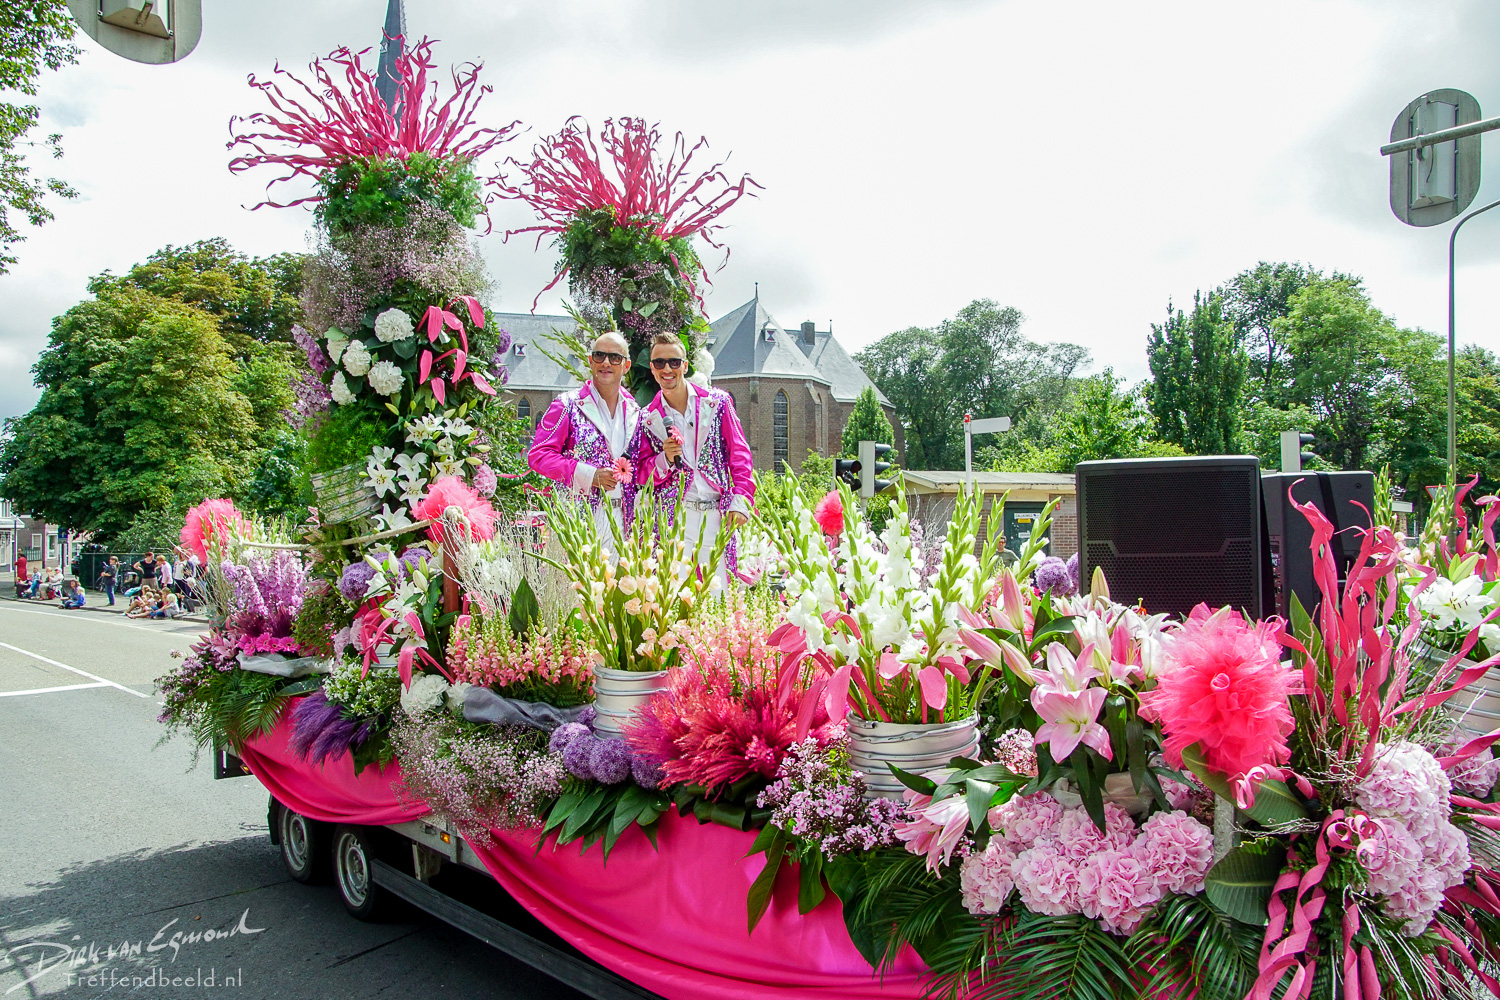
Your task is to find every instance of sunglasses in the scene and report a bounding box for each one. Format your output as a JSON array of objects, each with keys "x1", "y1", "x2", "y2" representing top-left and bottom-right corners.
[
  {"x1": 650, "y1": 357, "x2": 686, "y2": 371},
  {"x1": 590, "y1": 351, "x2": 627, "y2": 365}
]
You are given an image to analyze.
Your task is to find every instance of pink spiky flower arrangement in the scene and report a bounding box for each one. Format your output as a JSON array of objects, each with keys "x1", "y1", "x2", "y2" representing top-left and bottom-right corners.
[
  {"x1": 494, "y1": 116, "x2": 761, "y2": 304},
  {"x1": 227, "y1": 37, "x2": 520, "y2": 212}
]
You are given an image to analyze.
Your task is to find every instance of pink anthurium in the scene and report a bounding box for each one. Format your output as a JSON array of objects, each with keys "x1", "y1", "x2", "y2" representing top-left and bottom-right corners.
[
  {"x1": 419, "y1": 350, "x2": 433, "y2": 382},
  {"x1": 878, "y1": 651, "x2": 905, "y2": 680},
  {"x1": 431, "y1": 377, "x2": 446, "y2": 403},
  {"x1": 936, "y1": 654, "x2": 970, "y2": 685},
  {"x1": 918, "y1": 666, "x2": 949, "y2": 711},
  {"x1": 469, "y1": 373, "x2": 496, "y2": 395},
  {"x1": 452, "y1": 350, "x2": 467, "y2": 381},
  {"x1": 824, "y1": 663, "x2": 853, "y2": 720},
  {"x1": 423, "y1": 305, "x2": 445, "y2": 342},
  {"x1": 456, "y1": 294, "x2": 484, "y2": 328}
]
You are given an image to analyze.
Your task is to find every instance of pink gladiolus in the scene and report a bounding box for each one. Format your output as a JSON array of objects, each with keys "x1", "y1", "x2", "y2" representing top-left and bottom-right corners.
[
  {"x1": 896, "y1": 789, "x2": 971, "y2": 873},
  {"x1": 227, "y1": 39, "x2": 520, "y2": 216},
  {"x1": 1032, "y1": 685, "x2": 1112, "y2": 762}
]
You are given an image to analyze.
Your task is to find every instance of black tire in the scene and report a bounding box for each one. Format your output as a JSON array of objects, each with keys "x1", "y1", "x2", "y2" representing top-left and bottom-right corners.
[
  {"x1": 332, "y1": 824, "x2": 391, "y2": 920},
  {"x1": 277, "y1": 803, "x2": 328, "y2": 885}
]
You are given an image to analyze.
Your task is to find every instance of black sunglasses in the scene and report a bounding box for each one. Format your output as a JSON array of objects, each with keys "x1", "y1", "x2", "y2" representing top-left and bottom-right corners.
[
  {"x1": 590, "y1": 351, "x2": 627, "y2": 365},
  {"x1": 650, "y1": 357, "x2": 686, "y2": 371}
]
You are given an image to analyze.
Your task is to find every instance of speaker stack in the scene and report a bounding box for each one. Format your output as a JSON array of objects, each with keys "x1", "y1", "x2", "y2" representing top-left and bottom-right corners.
[{"x1": 1075, "y1": 456, "x2": 1376, "y2": 623}]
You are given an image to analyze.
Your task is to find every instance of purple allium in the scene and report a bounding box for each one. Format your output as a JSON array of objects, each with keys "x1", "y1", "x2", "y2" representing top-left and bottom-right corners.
[
  {"x1": 631, "y1": 754, "x2": 664, "y2": 790},
  {"x1": 399, "y1": 546, "x2": 432, "y2": 577},
  {"x1": 338, "y1": 560, "x2": 378, "y2": 602},
  {"x1": 577, "y1": 705, "x2": 597, "y2": 728},
  {"x1": 564, "y1": 734, "x2": 600, "y2": 779},
  {"x1": 1034, "y1": 556, "x2": 1076, "y2": 597},
  {"x1": 493, "y1": 329, "x2": 512, "y2": 357},
  {"x1": 550, "y1": 722, "x2": 589, "y2": 755},
  {"x1": 590, "y1": 739, "x2": 633, "y2": 785},
  {"x1": 1065, "y1": 553, "x2": 1080, "y2": 591},
  {"x1": 473, "y1": 463, "x2": 498, "y2": 497}
]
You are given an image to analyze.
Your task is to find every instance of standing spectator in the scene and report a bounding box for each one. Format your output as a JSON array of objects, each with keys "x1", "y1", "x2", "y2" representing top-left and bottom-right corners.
[
  {"x1": 132, "y1": 551, "x2": 155, "y2": 589},
  {"x1": 155, "y1": 553, "x2": 174, "y2": 590},
  {"x1": 99, "y1": 556, "x2": 118, "y2": 606},
  {"x1": 12, "y1": 552, "x2": 26, "y2": 597}
]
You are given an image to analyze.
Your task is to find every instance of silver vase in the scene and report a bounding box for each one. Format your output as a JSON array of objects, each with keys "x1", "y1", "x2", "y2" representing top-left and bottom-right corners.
[
  {"x1": 590, "y1": 665, "x2": 674, "y2": 738},
  {"x1": 847, "y1": 715, "x2": 980, "y2": 801}
]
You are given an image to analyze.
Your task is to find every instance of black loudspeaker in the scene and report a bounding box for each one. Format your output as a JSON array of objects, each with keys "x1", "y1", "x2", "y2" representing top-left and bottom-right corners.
[
  {"x1": 1076, "y1": 456, "x2": 1267, "y2": 620},
  {"x1": 1261, "y1": 472, "x2": 1374, "y2": 620}
]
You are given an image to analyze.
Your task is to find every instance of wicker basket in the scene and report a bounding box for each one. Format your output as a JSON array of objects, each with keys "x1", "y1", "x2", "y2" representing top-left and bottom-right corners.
[{"x1": 310, "y1": 461, "x2": 379, "y2": 525}]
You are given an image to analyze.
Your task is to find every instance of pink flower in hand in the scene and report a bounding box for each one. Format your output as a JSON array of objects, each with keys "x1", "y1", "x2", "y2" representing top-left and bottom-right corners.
[
  {"x1": 1032, "y1": 684, "x2": 1111, "y2": 762},
  {"x1": 613, "y1": 456, "x2": 633, "y2": 479}
]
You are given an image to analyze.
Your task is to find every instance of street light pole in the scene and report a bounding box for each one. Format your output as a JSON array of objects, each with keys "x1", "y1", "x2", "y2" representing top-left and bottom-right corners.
[{"x1": 1447, "y1": 197, "x2": 1500, "y2": 485}]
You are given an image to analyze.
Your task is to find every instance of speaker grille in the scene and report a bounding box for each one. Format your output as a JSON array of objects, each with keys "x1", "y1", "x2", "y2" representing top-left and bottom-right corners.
[{"x1": 1079, "y1": 459, "x2": 1262, "y2": 620}]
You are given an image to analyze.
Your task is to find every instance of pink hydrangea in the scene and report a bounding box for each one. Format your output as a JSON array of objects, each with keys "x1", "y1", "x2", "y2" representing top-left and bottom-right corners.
[
  {"x1": 960, "y1": 839, "x2": 1018, "y2": 915},
  {"x1": 1425, "y1": 820, "x2": 1472, "y2": 888},
  {"x1": 1384, "y1": 866, "x2": 1448, "y2": 937},
  {"x1": 1012, "y1": 841, "x2": 1081, "y2": 916},
  {"x1": 989, "y1": 792, "x2": 1065, "y2": 851},
  {"x1": 1354, "y1": 741, "x2": 1450, "y2": 840},
  {"x1": 1052, "y1": 801, "x2": 1135, "y2": 860},
  {"x1": 1447, "y1": 747, "x2": 1500, "y2": 797},
  {"x1": 1360, "y1": 816, "x2": 1422, "y2": 898},
  {"x1": 1135, "y1": 810, "x2": 1214, "y2": 895},
  {"x1": 1076, "y1": 850, "x2": 1163, "y2": 935}
]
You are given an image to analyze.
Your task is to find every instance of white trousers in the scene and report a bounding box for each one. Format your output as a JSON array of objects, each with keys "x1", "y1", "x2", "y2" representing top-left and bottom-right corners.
[
  {"x1": 682, "y1": 506, "x2": 728, "y2": 590},
  {"x1": 592, "y1": 500, "x2": 625, "y2": 557}
]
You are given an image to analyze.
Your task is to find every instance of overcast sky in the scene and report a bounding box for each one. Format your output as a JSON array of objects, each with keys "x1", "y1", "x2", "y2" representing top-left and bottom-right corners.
[{"x1": 3, "y1": 0, "x2": 1499, "y2": 420}]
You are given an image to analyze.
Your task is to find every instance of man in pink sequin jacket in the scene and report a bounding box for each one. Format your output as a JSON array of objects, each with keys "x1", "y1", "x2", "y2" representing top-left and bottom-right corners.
[
  {"x1": 635, "y1": 331, "x2": 755, "y2": 580},
  {"x1": 527, "y1": 332, "x2": 642, "y2": 537}
]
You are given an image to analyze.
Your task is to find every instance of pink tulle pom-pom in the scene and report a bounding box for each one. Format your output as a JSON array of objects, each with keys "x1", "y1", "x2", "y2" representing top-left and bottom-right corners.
[
  {"x1": 181, "y1": 498, "x2": 244, "y2": 562},
  {"x1": 813, "y1": 491, "x2": 845, "y2": 537},
  {"x1": 415, "y1": 476, "x2": 497, "y2": 545},
  {"x1": 1138, "y1": 604, "x2": 1295, "y2": 782}
]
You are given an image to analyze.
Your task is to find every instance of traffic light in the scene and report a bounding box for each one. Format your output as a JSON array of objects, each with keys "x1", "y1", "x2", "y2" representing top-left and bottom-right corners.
[
  {"x1": 1280, "y1": 430, "x2": 1317, "y2": 473},
  {"x1": 858, "y1": 440, "x2": 896, "y2": 497},
  {"x1": 834, "y1": 456, "x2": 861, "y2": 490}
]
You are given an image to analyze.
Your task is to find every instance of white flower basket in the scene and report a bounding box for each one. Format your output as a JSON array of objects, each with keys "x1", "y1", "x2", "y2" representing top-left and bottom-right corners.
[
  {"x1": 1412, "y1": 636, "x2": 1496, "y2": 741},
  {"x1": 847, "y1": 715, "x2": 980, "y2": 801},
  {"x1": 591, "y1": 665, "x2": 674, "y2": 738}
]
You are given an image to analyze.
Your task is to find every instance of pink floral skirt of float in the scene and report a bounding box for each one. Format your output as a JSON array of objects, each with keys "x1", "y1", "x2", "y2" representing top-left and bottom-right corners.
[{"x1": 238, "y1": 706, "x2": 930, "y2": 1000}]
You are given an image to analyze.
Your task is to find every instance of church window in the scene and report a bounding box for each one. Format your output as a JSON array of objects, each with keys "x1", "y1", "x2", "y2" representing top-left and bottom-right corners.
[{"x1": 773, "y1": 390, "x2": 788, "y2": 470}]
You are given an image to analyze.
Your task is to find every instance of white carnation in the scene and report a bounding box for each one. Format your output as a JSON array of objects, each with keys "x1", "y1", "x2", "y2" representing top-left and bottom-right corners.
[
  {"x1": 342, "y1": 340, "x2": 372, "y2": 377},
  {"x1": 374, "y1": 307, "x2": 415, "y2": 343},
  {"x1": 400, "y1": 672, "x2": 450, "y2": 716},
  {"x1": 367, "y1": 359, "x2": 404, "y2": 397},
  {"x1": 330, "y1": 371, "x2": 355, "y2": 404}
]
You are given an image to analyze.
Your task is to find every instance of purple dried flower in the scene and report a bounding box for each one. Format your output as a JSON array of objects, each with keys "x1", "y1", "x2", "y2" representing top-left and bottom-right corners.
[
  {"x1": 290, "y1": 691, "x2": 361, "y2": 765},
  {"x1": 590, "y1": 739, "x2": 632, "y2": 785},
  {"x1": 631, "y1": 754, "x2": 664, "y2": 790},
  {"x1": 292, "y1": 324, "x2": 331, "y2": 375},
  {"x1": 338, "y1": 561, "x2": 378, "y2": 602},
  {"x1": 550, "y1": 722, "x2": 589, "y2": 755},
  {"x1": 1034, "y1": 557, "x2": 1075, "y2": 597},
  {"x1": 564, "y1": 734, "x2": 600, "y2": 779}
]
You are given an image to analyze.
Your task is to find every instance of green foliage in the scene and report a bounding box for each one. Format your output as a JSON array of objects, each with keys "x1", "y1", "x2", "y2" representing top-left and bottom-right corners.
[
  {"x1": 1223, "y1": 261, "x2": 1319, "y2": 398},
  {"x1": 1127, "y1": 892, "x2": 1264, "y2": 1000},
  {"x1": 0, "y1": 0, "x2": 78, "y2": 272},
  {"x1": 1146, "y1": 290, "x2": 1248, "y2": 454},
  {"x1": 798, "y1": 448, "x2": 833, "y2": 481},
  {"x1": 291, "y1": 581, "x2": 356, "y2": 659},
  {"x1": 246, "y1": 427, "x2": 313, "y2": 521},
  {"x1": 1048, "y1": 371, "x2": 1187, "y2": 471},
  {"x1": 318, "y1": 152, "x2": 484, "y2": 233},
  {"x1": 0, "y1": 287, "x2": 265, "y2": 541},
  {"x1": 304, "y1": 402, "x2": 395, "y2": 474},
  {"x1": 857, "y1": 300, "x2": 1088, "y2": 471},
  {"x1": 538, "y1": 778, "x2": 672, "y2": 861},
  {"x1": 838, "y1": 385, "x2": 896, "y2": 458},
  {"x1": 112, "y1": 507, "x2": 187, "y2": 554},
  {"x1": 88, "y1": 238, "x2": 305, "y2": 357}
]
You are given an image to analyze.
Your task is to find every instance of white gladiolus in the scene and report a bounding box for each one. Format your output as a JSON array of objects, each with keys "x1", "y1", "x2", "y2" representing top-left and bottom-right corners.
[{"x1": 374, "y1": 308, "x2": 415, "y2": 343}]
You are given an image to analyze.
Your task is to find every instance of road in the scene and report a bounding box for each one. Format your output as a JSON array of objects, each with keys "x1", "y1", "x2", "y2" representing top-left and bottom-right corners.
[{"x1": 0, "y1": 600, "x2": 582, "y2": 999}]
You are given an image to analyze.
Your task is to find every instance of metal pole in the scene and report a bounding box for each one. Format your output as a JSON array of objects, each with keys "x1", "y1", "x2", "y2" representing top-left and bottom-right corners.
[
  {"x1": 1447, "y1": 197, "x2": 1500, "y2": 485},
  {"x1": 964, "y1": 418, "x2": 973, "y2": 490},
  {"x1": 1381, "y1": 114, "x2": 1500, "y2": 156}
]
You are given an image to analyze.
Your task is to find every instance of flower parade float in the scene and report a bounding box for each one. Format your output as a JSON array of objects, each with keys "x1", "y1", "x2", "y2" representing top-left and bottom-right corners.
[{"x1": 153, "y1": 34, "x2": 1500, "y2": 1000}]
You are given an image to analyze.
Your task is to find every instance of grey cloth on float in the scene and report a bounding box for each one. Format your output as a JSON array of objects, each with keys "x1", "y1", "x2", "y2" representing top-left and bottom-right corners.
[
  {"x1": 238, "y1": 653, "x2": 332, "y2": 678},
  {"x1": 463, "y1": 686, "x2": 591, "y2": 731}
]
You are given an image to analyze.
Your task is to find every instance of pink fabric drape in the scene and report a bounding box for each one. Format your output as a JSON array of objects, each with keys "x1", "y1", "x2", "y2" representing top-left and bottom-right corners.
[{"x1": 240, "y1": 713, "x2": 927, "y2": 999}]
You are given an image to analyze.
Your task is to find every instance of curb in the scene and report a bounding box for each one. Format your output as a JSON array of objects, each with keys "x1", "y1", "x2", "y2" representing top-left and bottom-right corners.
[{"x1": 0, "y1": 592, "x2": 209, "y2": 625}]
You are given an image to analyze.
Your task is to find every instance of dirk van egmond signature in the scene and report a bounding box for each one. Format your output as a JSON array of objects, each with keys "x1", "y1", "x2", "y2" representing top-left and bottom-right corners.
[{"x1": 0, "y1": 907, "x2": 264, "y2": 993}]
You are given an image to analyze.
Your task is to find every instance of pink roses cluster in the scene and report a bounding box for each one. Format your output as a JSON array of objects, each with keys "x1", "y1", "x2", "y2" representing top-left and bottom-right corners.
[{"x1": 959, "y1": 793, "x2": 1214, "y2": 936}]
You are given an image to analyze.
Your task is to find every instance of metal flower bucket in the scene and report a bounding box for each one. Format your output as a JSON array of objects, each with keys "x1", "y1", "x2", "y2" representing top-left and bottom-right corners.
[
  {"x1": 847, "y1": 715, "x2": 980, "y2": 801},
  {"x1": 591, "y1": 665, "x2": 674, "y2": 738}
]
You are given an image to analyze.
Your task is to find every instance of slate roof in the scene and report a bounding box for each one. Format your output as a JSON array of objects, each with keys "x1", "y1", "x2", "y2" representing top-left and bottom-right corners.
[{"x1": 496, "y1": 296, "x2": 890, "y2": 409}]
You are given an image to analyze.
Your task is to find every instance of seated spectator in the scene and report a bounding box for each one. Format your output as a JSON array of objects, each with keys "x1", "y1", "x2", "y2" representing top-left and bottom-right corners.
[
  {"x1": 59, "y1": 578, "x2": 85, "y2": 609},
  {"x1": 150, "y1": 589, "x2": 182, "y2": 619},
  {"x1": 126, "y1": 585, "x2": 158, "y2": 619}
]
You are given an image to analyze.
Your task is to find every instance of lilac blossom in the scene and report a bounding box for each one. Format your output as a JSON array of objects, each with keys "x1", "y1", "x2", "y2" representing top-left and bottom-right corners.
[{"x1": 758, "y1": 738, "x2": 903, "y2": 857}]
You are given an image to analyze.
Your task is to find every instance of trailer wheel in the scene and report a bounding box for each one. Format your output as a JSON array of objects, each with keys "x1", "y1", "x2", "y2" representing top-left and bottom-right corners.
[
  {"x1": 333, "y1": 825, "x2": 389, "y2": 920},
  {"x1": 277, "y1": 804, "x2": 328, "y2": 884}
]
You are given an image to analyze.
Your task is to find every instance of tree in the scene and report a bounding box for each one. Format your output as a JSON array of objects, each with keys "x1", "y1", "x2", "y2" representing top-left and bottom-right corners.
[
  {"x1": 839, "y1": 385, "x2": 896, "y2": 458},
  {"x1": 1146, "y1": 290, "x2": 1248, "y2": 454},
  {"x1": 0, "y1": 288, "x2": 265, "y2": 540},
  {"x1": 0, "y1": 1, "x2": 79, "y2": 272},
  {"x1": 1222, "y1": 262, "x2": 1317, "y2": 399},
  {"x1": 89, "y1": 239, "x2": 305, "y2": 358},
  {"x1": 857, "y1": 301, "x2": 1087, "y2": 470}
]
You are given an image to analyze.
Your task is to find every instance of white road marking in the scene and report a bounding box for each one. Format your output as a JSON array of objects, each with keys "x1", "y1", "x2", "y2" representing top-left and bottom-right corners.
[
  {"x1": 0, "y1": 641, "x2": 151, "y2": 698},
  {"x1": 0, "y1": 681, "x2": 111, "y2": 698},
  {"x1": 0, "y1": 602, "x2": 194, "y2": 634}
]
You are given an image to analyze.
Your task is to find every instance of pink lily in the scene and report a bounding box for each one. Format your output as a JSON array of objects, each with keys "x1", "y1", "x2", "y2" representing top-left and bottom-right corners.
[
  {"x1": 894, "y1": 788, "x2": 970, "y2": 873},
  {"x1": 1031, "y1": 684, "x2": 1111, "y2": 761},
  {"x1": 1036, "y1": 641, "x2": 1102, "y2": 695},
  {"x1": 957, "y1": 626, "x2": 1036, "y2": 683}
]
